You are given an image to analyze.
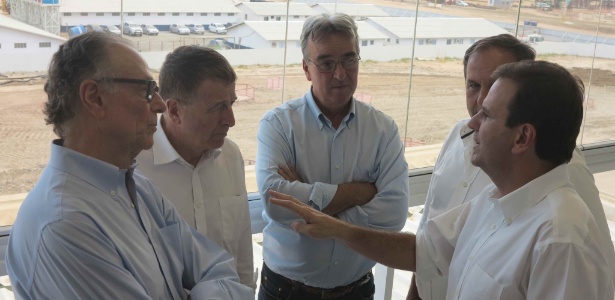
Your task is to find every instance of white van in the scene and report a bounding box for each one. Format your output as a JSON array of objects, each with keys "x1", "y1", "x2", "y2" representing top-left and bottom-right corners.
[{"x1": 209, "y1": 23, "x2": 227, "y2": 34}]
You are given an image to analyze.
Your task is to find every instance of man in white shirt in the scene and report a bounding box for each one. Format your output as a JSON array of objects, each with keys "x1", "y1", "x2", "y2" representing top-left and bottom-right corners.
[
  {"x1": 268, "y1": 60, "x2": 615, "y2": 300},
  {"x1": 409, "y1": 34, "x2": 612, "y2": 300},
  {"x1": 136, "y1": 46, "x2": 255, "y2": 290}
]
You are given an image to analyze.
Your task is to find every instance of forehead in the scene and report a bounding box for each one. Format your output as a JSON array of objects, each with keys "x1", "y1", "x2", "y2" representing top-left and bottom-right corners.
[
  {"x1": 106, "y1": 43, "x2": 151, "y2": 78},
  {"x1": 466, "y1": 48, "x2": 518, "y2": 80},
  {"x1": 193, "y1": 80, "x2": 236, "y2": 104},
  {"x1": 307, "y1": 32, "x2": 357, "y2": 58},
  {"x1": 483, "y1": 78, "x2": 517, "y2": 113}
]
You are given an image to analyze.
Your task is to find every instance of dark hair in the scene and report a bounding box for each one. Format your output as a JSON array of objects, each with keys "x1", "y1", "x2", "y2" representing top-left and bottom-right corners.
[
  {"x1": 300, "y1": 13, "x2": 359, "y2": 59},
  {"x1": 158, "y1": 45, "x2": 236, "y2": 105},
  {"x1": 463, "y1": 34, "x2": 536, "y2": 77},
  {"x1": 44, "y1": 32, "x2": 131, "y2": 138},
  {"x1": 493, "y1": 60, "x2": 584, "y2": 165}
]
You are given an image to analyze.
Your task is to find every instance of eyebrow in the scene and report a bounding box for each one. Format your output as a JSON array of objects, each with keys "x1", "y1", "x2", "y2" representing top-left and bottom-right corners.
[{"x1": 315, "y1": 52, "x2": 357, "y2": 60}]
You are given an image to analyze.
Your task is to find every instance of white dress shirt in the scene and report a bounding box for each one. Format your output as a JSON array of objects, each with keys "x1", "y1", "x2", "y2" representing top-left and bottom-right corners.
[
  {"x1": 416, "y1": 164, "x2": 615, "y2": 300},
  {"x1": 137, "y1": 118, "x2": 255, "y2": 289},
  {"x1": 417, "y1": 119, "x2": 613, "y2": 300}
]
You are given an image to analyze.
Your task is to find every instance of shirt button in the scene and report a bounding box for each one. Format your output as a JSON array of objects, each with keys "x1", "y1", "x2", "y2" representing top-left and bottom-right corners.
[
  {"x1": 490, "y1": 224, "x2": 496, "y2": 229},
  {"x1": 462, "y1": 182, "x2": 468, "y2": 188},
  {"x1": 334, "y1": 261, "x2": 339, "y2": 265},
  {"x1": 468, "y1": 256, "x2": 473, "y2": 261},
  {"x1": 130, "y1": 203, "x2": 135, "y2": 208},
  {"x1": 335, "y1": 164, "x2": 340, "y2": 169},
  {"x1": 110, "y1": 191, "x2": 116, "y2": 196}
]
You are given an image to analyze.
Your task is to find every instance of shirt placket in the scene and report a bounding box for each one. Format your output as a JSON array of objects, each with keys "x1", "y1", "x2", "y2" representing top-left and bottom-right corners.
[
  {"x1": 192, "y1": 170, "x2": 208, "y2": 235},
  {"x1": 326, "y1": 127, "x2": 346, "y2": 282},
  {"x1": 453, "y1": 215, "x2": 503, "y2": 299}
]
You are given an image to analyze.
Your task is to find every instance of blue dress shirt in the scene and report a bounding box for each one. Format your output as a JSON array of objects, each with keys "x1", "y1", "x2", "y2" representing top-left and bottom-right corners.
[
  {"x1": 6, "y1": 140, "x2": 253, "y2": 300},
  {"x1": 256, "y1": 89, "x2": 409, "y2": 288}
]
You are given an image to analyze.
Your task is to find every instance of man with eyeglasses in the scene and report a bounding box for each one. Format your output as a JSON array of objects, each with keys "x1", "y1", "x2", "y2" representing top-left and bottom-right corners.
[
  {"x1": 255, "y1": 13, "x2": 409, "y2": 300},
  {"x1": 136, "y1": 46, "x2": 256, "y2": 291},
  {"x1": 6, "y1": 32, "x2": 253, "y2": 299}
]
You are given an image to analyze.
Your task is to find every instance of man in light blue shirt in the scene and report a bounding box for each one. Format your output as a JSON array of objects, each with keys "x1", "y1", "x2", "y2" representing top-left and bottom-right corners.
[
  {"x1": 256, "y1": 13, "x2": 409, "y2": 300},
  {"x1": 6, "y1": 32, "x2": 253, "y2": 299}
]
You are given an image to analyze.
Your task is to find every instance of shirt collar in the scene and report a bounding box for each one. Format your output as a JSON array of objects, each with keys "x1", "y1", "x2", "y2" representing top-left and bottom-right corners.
[
  {"x1": 305, "y1": 87, "x2": 356, "y2": 130},
  {"x1": 152, "y1": 115, "x2": 221, "y2": 166},
  {"x1": 493, "y1": 164, "x2": 570, "y2": 225},
  {"x1": 49, "y1": 139, "x2": 131, "y2": 196}
]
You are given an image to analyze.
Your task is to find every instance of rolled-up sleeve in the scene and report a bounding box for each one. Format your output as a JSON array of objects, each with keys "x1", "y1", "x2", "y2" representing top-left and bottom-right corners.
[{"x1": 256, "y1": 116, "x2": 337, "y2": 223}]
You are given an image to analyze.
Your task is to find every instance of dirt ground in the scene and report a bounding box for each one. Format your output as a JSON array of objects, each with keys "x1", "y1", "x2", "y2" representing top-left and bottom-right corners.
[{"x1": 1, "y1": 55, "x2": 614, "y2": 202}]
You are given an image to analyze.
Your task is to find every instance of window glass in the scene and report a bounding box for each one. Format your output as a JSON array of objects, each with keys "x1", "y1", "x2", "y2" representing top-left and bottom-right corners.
[{"x1": 1, "y1": 0, "x2": 614, "y2": 229}]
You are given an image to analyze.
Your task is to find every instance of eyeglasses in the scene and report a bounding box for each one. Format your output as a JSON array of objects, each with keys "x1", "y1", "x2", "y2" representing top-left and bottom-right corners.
[
  {"x1": 306, "y1": 56, "x2": 361, "y2": 73},
  {"x1": 96, "y1": 78, "x2": 159, "y2": 102}
]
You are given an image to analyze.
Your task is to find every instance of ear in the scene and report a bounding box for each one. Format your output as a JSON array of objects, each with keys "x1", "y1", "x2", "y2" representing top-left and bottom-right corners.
[
  {"x1": 79, "y1": 79, "x2": 106, "y2": 119},
  {"x1": 165, "y1": 98, "x2": 182, "y2": 124},
  {"x1": 302, "y1": 60, "x2": 312, "y2": 81},
  {"x1": 511, "y1": 123, "x2": 536, "y2": 155}
]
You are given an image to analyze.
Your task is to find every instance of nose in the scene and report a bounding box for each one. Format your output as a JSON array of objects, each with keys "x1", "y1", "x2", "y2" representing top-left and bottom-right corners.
[
  {"x1": 332, "y1": 62, "x2": 347, "y2": 80},
  {"x1": 476, "y1": 88, "x2": 488, "y2": 108},
  {"x1": 150, "y1": 92, "x2": 167, "y2": 114},
  {"x1": 468, "y1": 110, "x2": 481, "y2": 132},
  {"x1": 222, "y1": 106, "x2": 235, "y2": 127}
]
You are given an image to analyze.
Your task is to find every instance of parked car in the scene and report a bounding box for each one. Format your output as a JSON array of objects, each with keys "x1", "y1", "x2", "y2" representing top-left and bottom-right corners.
[
  {"x1": 535, "y1": 2, "x2": 552, "y2": 10},
  {"x1": 522, "y1": 34, "x2": 545, "y2": 43},
  {"x1": 123, "y1": 21, "x2": 143, "y2": 36},
  {"x1": 208, "y1": 23, "x2": 227, "y2": 34},
  {"x1": 455, "y1": 0, "x2": 469, "y2": 6},
  {"x1": 170, "y1": 24, "x2": 190, "y2": 35},
  {"x1": 187, "y1": 24, "x2": 205, "y2": 34},
  {"x1": 140, "y1": 24, "x2": 159, "y2": 35},
  {"x1": 86, "y1": 24, "x2": 104, "y2": 33},
  {"x1": 101, "y1": 25, "x2": 121, "y2": 35}
]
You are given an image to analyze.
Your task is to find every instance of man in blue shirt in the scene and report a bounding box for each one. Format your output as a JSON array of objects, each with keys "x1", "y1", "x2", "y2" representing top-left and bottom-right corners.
[
  {"x1": 6, "y1": 32, "x2": 253, "y2": 299},
  {"x1": 256, "y1": 13, "x2": 409, "y2": 300}
]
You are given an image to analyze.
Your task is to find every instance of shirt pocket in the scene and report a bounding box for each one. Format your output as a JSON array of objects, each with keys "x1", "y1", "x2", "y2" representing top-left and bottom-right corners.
[
  {"x1": 352, "y1": 164, "x2": 379, "y2": 183},
  {"x1": 218, "y1": 194, "x2": 248, "y2": 252},
  {"x1": 460, "y1": 263, "x2": 503, "y2": 300}
]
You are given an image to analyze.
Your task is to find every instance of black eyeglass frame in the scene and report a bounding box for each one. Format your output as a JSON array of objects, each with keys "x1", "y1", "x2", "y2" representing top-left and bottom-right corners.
[
  {"x1": 305, "y1": 55, "x2": 362, "y2": 73},
  {"x1": 96, "y1": 78, "x2": 159, "y2": 102}
]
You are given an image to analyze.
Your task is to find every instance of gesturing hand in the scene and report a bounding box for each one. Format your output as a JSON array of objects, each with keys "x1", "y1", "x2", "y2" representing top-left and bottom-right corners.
[{"x1": 268, "y1": 190, "x2": 349, "y2": 240}]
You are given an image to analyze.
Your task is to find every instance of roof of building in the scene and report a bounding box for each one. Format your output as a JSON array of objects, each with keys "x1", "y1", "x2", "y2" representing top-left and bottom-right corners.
[
  {"x1": 59, "y1": 0, "x2": 240, "y2": 13},
  {"x1": 0, "y1": 13, "x2": 66, "y2": 41},
  {"x1": 367, "y1": 17, "x2": 509, "y2": 39},
  {"x1": 236, "y1": 2, "x2": 318, "y2": 16},
  {"x1": 232, "y1": 20, "x2": 388, "y2": 41},
  {"x1": 310, "y1": 3, "x2": 389, "y2": 17}
]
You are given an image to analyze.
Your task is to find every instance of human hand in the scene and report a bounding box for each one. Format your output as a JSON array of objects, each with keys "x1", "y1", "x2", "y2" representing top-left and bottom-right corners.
[
  {"x1": 268, "y1": 190, "x2": 348, "y2": 240},
  {"x1": 277, "y1": 164, "x2": 302, "y2": 182}
]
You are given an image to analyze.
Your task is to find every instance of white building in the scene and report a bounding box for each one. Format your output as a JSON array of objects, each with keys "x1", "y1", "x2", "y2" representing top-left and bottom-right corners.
[
  {"x1": 0, "y1": 13, "x2": 66, "y2": 72},
  {"x1": 58, "y1": 0, "x2": 241, "y2": 30},
  {"x1": 235, "y1": 2, "x2": 318, "y2": 22},
  {"x1": 366, "y1": 17, "x2": 509, "y2": 46},
  {"x1": 488, "y1": 0, "x2": 514, "y2": 9},
  {"x1": 227, "y1": 20, "x2": 388, "y2": 50},
  {"x1": 310, "y1": 3, "x2": 389, "y2": 19}
]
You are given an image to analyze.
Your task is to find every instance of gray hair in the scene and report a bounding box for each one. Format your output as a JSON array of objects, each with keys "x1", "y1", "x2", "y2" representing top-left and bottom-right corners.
[
  {"x1": 44, "y1": 32, "x2": 132, "y2": 138},
  {"x1": 159, "y1": 45, "x2": 236, "y2": 105},
  {"x1": 463, "y1": 34, "x2": 536, "y2": 78},
  {"x1": 300, "y1": 13, "x2": 359, "y2": 59}
]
